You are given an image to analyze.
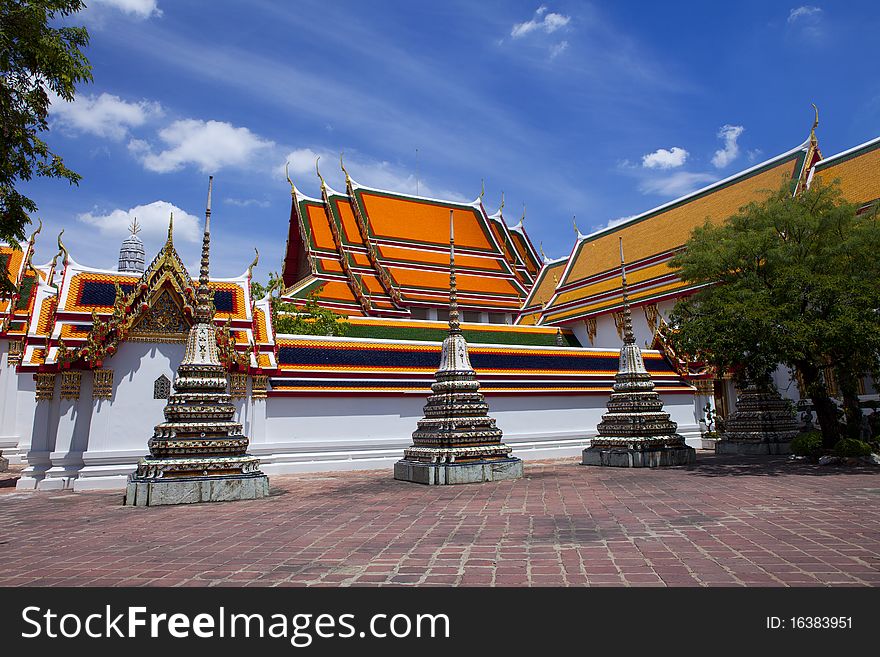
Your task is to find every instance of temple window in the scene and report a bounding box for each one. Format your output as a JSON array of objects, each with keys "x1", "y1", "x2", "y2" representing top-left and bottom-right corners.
[{"x1": 153, "y1": 374, "x2": 171, "y2": 399}]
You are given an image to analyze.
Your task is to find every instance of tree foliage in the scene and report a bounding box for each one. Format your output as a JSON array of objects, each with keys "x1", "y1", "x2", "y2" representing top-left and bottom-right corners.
[
  {"x1": 1, "y1": 0, "x2": 91, "y2": 291},
  {"x1": 251, "y1": 273, "x2": 349, "y2": 337},
  {"x1": 668, "y1": 177, "x2": 880, "y2": 446}
]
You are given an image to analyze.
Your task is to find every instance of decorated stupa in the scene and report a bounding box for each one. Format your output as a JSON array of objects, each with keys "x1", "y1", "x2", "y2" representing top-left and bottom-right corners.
[
  {"x1": 124, "y1": 177, "x2": 269, "y2": 505},
  {"x1": 716, "y1": 380, "x2": 799, "y2": 454},
  {"x1": 394, "y1": 212, "x2": 523, "y2": 485},
  {"x1": 582, "y1": 239, "x2": 696, "y2": 467},
  {"x1": 117, "y1": 218, "x2": 145, "y2": 273}
]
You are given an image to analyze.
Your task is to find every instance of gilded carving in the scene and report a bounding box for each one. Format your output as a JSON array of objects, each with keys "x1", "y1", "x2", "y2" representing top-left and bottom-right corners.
[
  {"x1": 252, "y1": 375, "x2": 269, "y2": 399},
  {"x1": 585, "y1": 317, "x2": 597, "y2": 345},
  {"x1": 612, "y1": 311, "x2": 625, "y2": 341},
  {"x1": 60, "y1": 371, "x2": 82, "y2": 400},
  {"x1": 34, "y1": 373, "x2": 56, "y2": 401},
  {"x1": 129, "y1": 290, "x2": 189, "y2": 342},
  {"x1": 229, "y1": 373, "x2": 247, "y2": 399},
  {"x1": 93, "y1": 369, "x2": 114, "y2": 400},
  {"x1": 7, "y1": 340, "x2": 23, "y2": 366}
]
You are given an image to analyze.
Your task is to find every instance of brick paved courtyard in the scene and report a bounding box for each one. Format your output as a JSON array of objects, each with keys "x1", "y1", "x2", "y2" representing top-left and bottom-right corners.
[{"x1": 1, "y1": 453, "x2": 878, "y2": 587}]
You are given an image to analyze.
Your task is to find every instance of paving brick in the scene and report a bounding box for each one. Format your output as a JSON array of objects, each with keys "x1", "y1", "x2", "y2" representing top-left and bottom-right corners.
[{"x1": 1, "y1": 454, "x2": 878, "y2": 587}]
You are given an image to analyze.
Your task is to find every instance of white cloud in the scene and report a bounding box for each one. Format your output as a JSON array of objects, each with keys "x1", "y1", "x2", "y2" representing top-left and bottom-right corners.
[
  {"x1": 747, "y1": 148, "x2": 763, "y2": 163},
  {"x1": 639, "y1": 171, "x2": 717, "y2": 197},
  {"x1": 641, "y1": 146, "x2": 688, "y2": 170},
  {"x1": 549, "y1": 41, "x2": 569, "y2": 59},
  {"x1": 599, "y1": 214, "x2": 636, "y2": 231},
  {"x1": 279, "y1": 149, "x2": 467, "y2": 201},
  {"x1": 78, "y1": 201, "x2": 201, "y2": 244},
  {"x1": 89, "y1": 0, "x2": 162, "y2": 19},
  {"x1": 48, "y1": 91, "x2": 162, "y2": 141},
  {"x1": 788, "y1": 6, "x2": 822, "y2": 23},
  {"x1": 223, "y1": 197, "x2": 270, "y2": 208},
  {"x1": 130, "y1": 119, "x2": 275, "y2": 173},
  {"x1": 511, "y1": 6, "x2": 571, "y2": 38},
  {"x1": 711, "y1": 124, "x2": 744, "y2": 168}
]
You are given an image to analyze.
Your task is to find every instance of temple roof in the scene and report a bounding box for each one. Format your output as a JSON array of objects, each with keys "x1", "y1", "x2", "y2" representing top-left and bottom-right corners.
[
  {"x1": 281, "y1": 167, "x2": 536, "y2": 317},
  {"x1": 1, "y1": 223, "x2": 270, "y2": 372},
  {"x1": 809, "y1": 135, "x2": 880, "y2": 208},
  {"x1": 538, "y1": 137, "x2": 814, "y2": 325}
]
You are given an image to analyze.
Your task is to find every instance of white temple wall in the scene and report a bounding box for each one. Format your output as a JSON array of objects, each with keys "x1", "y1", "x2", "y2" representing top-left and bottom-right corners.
[
  {"x1": 249, "y1": 391, "x2": 700, "y2": 476},
  {"x1": 0, "y1": 340, "x2": 25, "y2": 462}
]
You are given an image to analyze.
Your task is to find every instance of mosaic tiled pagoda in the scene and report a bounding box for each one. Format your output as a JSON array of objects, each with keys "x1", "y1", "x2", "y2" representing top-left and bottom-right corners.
[
  {"x1": 582, "y1": 239, "x2": 696, "y2": 468},
  {"x1": 716, "y1": 381, "x2": 799, "y2": 455},
  {"x1": 124, "y1": 178, "x2": 269, "y2": 505},
  {"x1": 394, "y1": 213, "x2": 523, "y2": 485}
]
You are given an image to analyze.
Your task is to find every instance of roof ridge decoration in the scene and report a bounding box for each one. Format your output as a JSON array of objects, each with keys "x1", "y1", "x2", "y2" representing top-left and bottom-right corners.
[
  {"x1": 58, "y1": 212, "x2": 199, "y2": 368},
  {"x1": 340, "y1": 154, "x2": 405, "y2": 309},
  {"x1": 317, "y1": 156, "x2": 372, "y2": 314}
]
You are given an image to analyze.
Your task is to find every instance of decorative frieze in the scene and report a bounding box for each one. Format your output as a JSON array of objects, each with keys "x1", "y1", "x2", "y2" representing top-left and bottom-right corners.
[
  {"x1": 93, "y1": 369, "x2": 114, "y2": 400},
  {"x1": 60, "y1": 371, "x2": 82, "y2": 400},
  {"x1": 229, "y1": 373, "x2": 247, "y2": 399},
  {"x1": 692, "y1": 378, "x2": 715, "y2": 395},
  {"x1": 7, "y1": 340, "x2": 23, "y2": 367},
  {"x1": 252, "y1": 375, "x2": 269, "y2": 399},
  {"x1": 34, "y1": 373, "x2": 56, "y2": 401}
]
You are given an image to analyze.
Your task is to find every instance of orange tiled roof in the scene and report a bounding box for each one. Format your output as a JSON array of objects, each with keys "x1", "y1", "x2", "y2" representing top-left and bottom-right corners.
[
  {"x1": 540, "y1": 142, "x2": 810, "y2": 323},
  {"x1": 810, "y1": 136, "x2": 880, "y2": 207}
]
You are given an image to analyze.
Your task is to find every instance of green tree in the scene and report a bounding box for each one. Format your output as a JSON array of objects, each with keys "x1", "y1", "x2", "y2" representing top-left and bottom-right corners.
[
  {"x1": 668, "y1": 177, "x2": 880, "y2": 448},
  {"x1": 1, "y1": 0, "x2": 91, "y2": 292},
  {"x1": 251, "y1": 274, "x2": 349, "y2": 337}
]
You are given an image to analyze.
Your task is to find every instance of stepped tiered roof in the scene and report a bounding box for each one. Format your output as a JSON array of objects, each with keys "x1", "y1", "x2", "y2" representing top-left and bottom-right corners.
[{"x1": 281, "y1": 160, "x2": 536, "y2": 318}]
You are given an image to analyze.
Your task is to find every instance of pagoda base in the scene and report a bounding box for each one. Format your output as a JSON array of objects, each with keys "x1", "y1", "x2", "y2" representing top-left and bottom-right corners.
[
  {"x1": 394, "y1": 457, "x2": 523, "y2": 485},
  {"x1": 582, "y1": 444, "x2": 696, "y2": 468},
  {"x1": 123, "y1": 456, "x2": 269, "y2": 506},
  {"x1": 715, "y1": 436, "x2": 794, "y2": 456}
]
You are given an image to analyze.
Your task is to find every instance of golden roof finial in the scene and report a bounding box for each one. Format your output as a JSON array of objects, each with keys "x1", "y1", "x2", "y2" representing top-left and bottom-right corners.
[
  {"x1": 572, "y1": 215, "x2": 580, "y2": 235},
  {"x1": 167, "y1": 212, "x2": 174, "y2": 244},
  {"x1": 810, "y1": 102, "x2": 819, "y2": 142},
  {"x1": 247, "y1": 247, "x2": 259, "y2": 279},
  {"x1": 57, "y1": 229, "x2": 68, "y2": 265},
  {"x1": 479, "y1": 178, "x2": 485, "y2": 200},
  {"x1": 499, "y1": 190, "x2": 505, "y2": 214},
  {"x1": 539, "y1": 241, "x2": 546, "y2": 261},
  {"x1": 340, "y1": 151, "x2": 351, "y2": 186},
  {"x1": 129, "y1": 217, "x2": 140, "y2": 236},
  {"x1": 315, "y1": 156, "x2": 326, "y2": 192},
  {"x1": 28, "y1": 218, "x2": 42, "y2": 243},
  {"x1": 285, "y1": 161, "x2": 298, "y2": 198},
  {"x1": 23, "y1": 218, "x2": 42, "y2": 273},
  {"x1": 520, "y1": 203, "x2": 526, "y2": 224}
]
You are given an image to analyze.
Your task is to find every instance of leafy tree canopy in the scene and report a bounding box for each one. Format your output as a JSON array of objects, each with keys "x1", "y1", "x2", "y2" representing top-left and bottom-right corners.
[
  {"x1": 668, "y1": 176, "x2": 880, "y2": 444},
  {"x1": 1, "y1": 0, "x2": 91, "y2": 292},
  {"x1": 251, "y1": 273, "x2": 349, "y2": 337}
]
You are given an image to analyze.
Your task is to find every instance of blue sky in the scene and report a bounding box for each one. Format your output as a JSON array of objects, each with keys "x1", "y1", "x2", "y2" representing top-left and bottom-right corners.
[{"x1": 23, "y1": 0, "x2": 880, "y2": 281}]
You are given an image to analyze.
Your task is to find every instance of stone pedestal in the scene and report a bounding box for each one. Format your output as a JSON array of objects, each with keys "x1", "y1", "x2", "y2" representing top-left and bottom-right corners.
[
  {"x1": 394, "y1": 457, "x2": 522, "y2": 486},
  {"x1": 124, "y1": 459, "x2": 269, "y2": 506},
  {"x1": 0, "y1": 450, "x2": 7, "y2": 472},
  {"x1": 716, "y1": 383, "x2": 798, "y2": 455},
  {"x1": 583, "y1": 443, "x2": 695, "y2": 467}
]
